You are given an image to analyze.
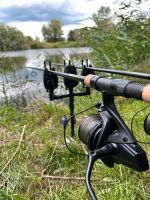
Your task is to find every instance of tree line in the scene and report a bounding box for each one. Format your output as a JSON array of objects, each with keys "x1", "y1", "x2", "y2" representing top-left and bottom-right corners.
[
  {"x1": 0, "y1": 24, "x2": 43, "y2": 51},
  {"x1": 0, "y1": 0, "x2": 149, "y2": 69},
  {"x1": 0, "y1": 19, "x2": 89, "y2": 51}
]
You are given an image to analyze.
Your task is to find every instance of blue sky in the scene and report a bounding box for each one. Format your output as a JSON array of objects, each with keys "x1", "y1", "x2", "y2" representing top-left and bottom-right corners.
[
  {"x1": 0, "y1": 0, "x2": 149, "y2": 39},
  {"x1": 0, "y1": 0, "x2": 117, "y2": 39}
]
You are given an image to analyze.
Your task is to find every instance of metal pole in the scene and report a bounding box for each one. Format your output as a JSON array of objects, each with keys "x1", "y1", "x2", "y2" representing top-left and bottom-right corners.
[{"x1": 69, "y1": 88, "x2": 75, "y2": 137}]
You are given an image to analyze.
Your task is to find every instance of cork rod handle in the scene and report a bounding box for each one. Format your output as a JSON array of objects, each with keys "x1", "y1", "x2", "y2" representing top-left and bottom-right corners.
[{"x1": 84, "y1": 74, "x2": 150, "y2": 103}]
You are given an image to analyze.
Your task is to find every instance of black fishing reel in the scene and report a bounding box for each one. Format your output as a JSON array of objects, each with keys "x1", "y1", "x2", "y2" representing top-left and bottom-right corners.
[
  {"x1": 78, "y1": 93, "x2": 149, "y2": 200},
  {"x1": 41, "y1": 59, "x2": 150, "y2": 200}
]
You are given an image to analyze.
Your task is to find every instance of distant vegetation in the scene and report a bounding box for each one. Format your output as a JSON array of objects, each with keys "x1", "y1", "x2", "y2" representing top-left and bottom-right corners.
[
  {"x1": 0, "y1": 0, "x2": 149, "y2": 70},
  {"x1": 0, "y1": 56, "x2": 27, "y2": 71},
  {"x1": 0, "y1": 24, "x2": 29, "y2": 51},
  {"x1": 0, "y1": 23, "x2": 89, "y2": 51},
  {"x1": 42, "y1": 19, "x2": 64, "y2": 43},
  {"x1": 87, "y1": 2, "x2": 150, "y2": 68}
]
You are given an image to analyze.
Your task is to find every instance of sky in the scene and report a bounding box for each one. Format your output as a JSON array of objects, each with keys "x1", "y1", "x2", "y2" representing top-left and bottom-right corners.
[
  {"x1": 0, "y1": 0, "x2": 149, "y2": 40},
  {"x1": 0, "y1": 0, "x2": 118, "y2": 40}
]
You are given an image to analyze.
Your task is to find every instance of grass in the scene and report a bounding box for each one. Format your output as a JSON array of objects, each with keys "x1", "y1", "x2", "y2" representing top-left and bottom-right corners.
[
  {"x1": 0, "y1": 56, "x2": 27, "y2": 72},
  {"x1": 0, "y1": 90, "x2": 150, "y2": 200},
  {"x1": 29, "y1": 40, "x2": 88, "y2": 49},
  {"x1": 40, "y1": 40, "x2": 88, "y2": 49}
]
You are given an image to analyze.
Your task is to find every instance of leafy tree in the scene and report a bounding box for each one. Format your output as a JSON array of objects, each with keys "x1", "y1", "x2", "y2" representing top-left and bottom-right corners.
[
  {"x1": 88, "y1": 6, "x2": 116, "y2": 67},
  {"x1": 89, "y1": 4, "x2": 150, "y2": 68},
  {"x1": 0, "y1": 24, "x2": 28, "y2": 51},
  {"x1": 67, "y1": 30, "x2": 75, "y2": 41},
  {"x1": 26, "y1": 36, "x2": 45, "y2": 49},
  {"x1": 42, "y1": 19, "x2": 64, "y2": 42},
  {"x1": 115, "y1": 0, "x2": 150, "y2": 66},
  {"x1": 67, "y1": 28, "x2": 89, "y2": 42},
  {"x1": 92, "y1": 6, "x2": 113, "y2": 31}
]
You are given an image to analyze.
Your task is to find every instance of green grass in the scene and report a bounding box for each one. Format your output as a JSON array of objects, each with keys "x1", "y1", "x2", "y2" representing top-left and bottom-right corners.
[
  {"x1": 0, "y1": 56, "x2": 27, "y2": 72},
  {"x1": 0, "y1": 91, "x2": 150, "y2": 200},
  {"x1": 43, "y1": 40, "x2": 88, "y2": 49}
]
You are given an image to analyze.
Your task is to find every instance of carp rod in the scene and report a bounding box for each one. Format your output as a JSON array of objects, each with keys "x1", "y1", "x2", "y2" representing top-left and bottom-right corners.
[
  {"x1": 45, "y1": 68, "x2": 150, "y2": 102},
  {"x1": 49, "y1": 61, "x2": 150, "y2": 80},
  {"x1": 86, "y1": 66, "x2": 150, "y2": 80},
  {"x1": 27, "y1": 66, "x2": 150, "y2": 102}
]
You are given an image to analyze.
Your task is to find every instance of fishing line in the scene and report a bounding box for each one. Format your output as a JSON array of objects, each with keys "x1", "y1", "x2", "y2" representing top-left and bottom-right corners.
[
  {"x1": 64, "y1": 102, "x2": 150, "y2": 156},
  {"x1": 63, "y1": 102, "x2": 100, "y2": 156},
  {"x1": 131, "y1": 104, "x2": 150, "y2": 145}
]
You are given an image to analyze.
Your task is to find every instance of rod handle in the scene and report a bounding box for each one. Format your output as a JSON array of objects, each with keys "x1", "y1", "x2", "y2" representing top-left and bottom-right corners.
[
  {"x1": 142, "y1": 85, "x2": 150, "y2": 102},
  {"x1": 84, "y1": 75, "x2": 150, "y2": 103}
]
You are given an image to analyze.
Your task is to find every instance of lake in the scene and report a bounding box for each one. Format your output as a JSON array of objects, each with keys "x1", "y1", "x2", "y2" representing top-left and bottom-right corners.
[{"x1": 0, "y1": 47, "x2": 92, "y2": 105}]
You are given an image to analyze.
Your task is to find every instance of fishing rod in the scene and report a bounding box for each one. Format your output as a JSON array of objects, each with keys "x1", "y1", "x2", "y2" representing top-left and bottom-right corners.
[
  {"x1": 44, "y1": 67, "x2": 150, "y2": 102},
  {"x1": 49, "y1": 59, "x2": 150, "y2": 80},
  {"x1": 43, "y1": 65, "x2": 150, "y2": 200},
  {"x1": 87, "y1": 66, "x2": 150, "y2": 80},
  {"x1": 30, "y1": 59, "x2": 150, "y2": 81},
  {"x1": 84, "y1": 58, "x2": 150, "y2": 80}
]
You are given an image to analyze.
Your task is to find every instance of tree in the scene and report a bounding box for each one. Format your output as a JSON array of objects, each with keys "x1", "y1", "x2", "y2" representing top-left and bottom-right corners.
[
  {"x1": 88, "y1": 6, "x2": 116, "y2": 67},
  {"x1": 42, "y1": 19, "x2": 64, "y2": 42},
  {"x1": 92, "y1": 6, "x2": 114, "y2": 34},
  {"x1": 115, "y1": 0, "x2": 150, "y2": 66},
  {"x1": 89, "y1": 3, "x2": 150, "y2": 68},
  {"x1": 67, "y1": 30, "x2": 75, "y2": 41},
  {"x1": 67, "y1": 28, "x2": 89, "y2": 42},
  {"x1": 0, "y1": 24, "x2": 28, "y2": 51}
]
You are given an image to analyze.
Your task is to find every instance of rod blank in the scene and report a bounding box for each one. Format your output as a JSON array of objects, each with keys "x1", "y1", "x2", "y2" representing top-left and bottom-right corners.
[
  {"x1": 48, "y1": 69, "x2": 84, "y2": 82},
  {"x1": 49, "y1": 62, "x2": 150, "y2": 80},
  {"x1": 88, "y1": 67, "x2": 150, "y2": 80},
  {"x1": 44, "y1": 68, "x2": 150, "y2": 103},
  {"x1": 45, "y1": 69, "x2": 150, "y2": 102}
]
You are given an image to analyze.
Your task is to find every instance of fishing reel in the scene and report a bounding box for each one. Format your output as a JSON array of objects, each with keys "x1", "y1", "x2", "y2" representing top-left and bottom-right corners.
[
  {"x1": 78, "y1": 92, "x2": 149, "y2": 200},
  {"x1": 42, "y1": 60, "x2": 150, "y2": 200}
]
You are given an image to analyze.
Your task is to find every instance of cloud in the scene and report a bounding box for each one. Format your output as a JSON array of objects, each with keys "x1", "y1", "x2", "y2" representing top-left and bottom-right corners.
[
  {"x1": 0, "y1": 1, "x2": 84, "y2": 25},
  {"x1": 0, "y1": 0, "x2": 117, "y2": 39}
]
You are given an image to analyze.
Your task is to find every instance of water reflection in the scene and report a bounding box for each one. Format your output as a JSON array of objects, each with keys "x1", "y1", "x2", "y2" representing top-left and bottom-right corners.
[
  {"x1": 0, "y1": 47, "x2": 91, "y2": 104},
  {"x1": 0, "y1": 56, "x2": 27, "y2": 72},
  {"x1": 1, "y1": 47, "x2": 91, "y2": 68}
]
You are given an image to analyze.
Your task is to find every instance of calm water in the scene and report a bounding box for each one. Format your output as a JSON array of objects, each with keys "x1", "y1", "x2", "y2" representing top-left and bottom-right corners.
[
  {"x1": 1, "y1": 47, "x2": 91, "y2": 67},
  {"x1": 0, "y1": 47, "x2": 92, "y2": 104}
]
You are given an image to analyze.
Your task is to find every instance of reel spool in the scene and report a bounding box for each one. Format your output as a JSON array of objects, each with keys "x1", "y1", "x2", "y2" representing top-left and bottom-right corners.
[{"x1": 78, "y1": 99, "x2": 149, "y2": 172}]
